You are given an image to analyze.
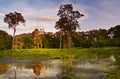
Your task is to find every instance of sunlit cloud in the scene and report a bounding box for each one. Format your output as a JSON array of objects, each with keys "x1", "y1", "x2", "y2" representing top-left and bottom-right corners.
[
  {"x1": 0, "y1": 13, "x2": 4, "y2": 17},
  {"x1": 26, "y1": 15, "x2": 58, "y2": 22},
  {"x1": 100, "y1": 12, "x2": 115, "y2": 19}
]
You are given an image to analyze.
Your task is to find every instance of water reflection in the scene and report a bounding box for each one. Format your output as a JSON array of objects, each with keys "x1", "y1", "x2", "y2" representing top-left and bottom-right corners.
[
  {"x1": 0, "y1": 64, "x2": 11, "y2": 75},
  {"x1": 33, "y1": 63, "x2": 43, "y2": 76},
  {"x1": 0, "y1": 57, "x2": 117, "y2": 79}
]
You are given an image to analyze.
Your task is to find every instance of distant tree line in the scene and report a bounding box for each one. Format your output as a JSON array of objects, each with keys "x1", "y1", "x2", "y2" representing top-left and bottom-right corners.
[
  {"x1": 1, "y1": 4, "x2": 120, "y2": 50},
  {"x1": 0, "y1": 30, "x2": 12, "y2": 50},
  {"x1": 0, "y1": 25, "x2": 120, "y2": 50}
]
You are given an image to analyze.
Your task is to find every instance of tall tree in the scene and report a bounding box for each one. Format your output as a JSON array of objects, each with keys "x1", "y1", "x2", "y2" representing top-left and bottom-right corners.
[
  {"x1": 32, "y1": 28, "x2": 45, "y2": 48},
  {"x1": 55, "y1": 4, "x2": 84, "y2": 48},
  {"x1": 4, "y1": 12, "x2": 25, "y2": 49}
]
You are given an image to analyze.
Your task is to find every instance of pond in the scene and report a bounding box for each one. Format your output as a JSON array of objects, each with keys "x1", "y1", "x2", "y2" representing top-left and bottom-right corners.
[{"x1": 0, "y1": 55, "x2": 117, "y2": 79}]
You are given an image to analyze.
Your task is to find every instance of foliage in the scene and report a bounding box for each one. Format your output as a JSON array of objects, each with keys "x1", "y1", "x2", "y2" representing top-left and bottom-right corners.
[
  {"x1": 32, "y1": 28, "x2": 45, "y2": 48},
  {"x1": 83, "y1": 38, "x2": 92, "y2": 48},
  {"x1": 43, "y1": 32, "x2": 54, "y2": 48},
  {"x1": 4, "y1": 12, "x2": 25, "y2": 28},
  {"x1": 0, "y1": 25, "x2": 120, "y2": 49},
  {"x1": 0, "y1": 30, "x2": 12, "y2": 50},
  {"x1": 96, "y1": 36, "x2": 108, "y2": 47},
  {"x1": 4, "y1": 12, "x2": 25, "y2": 49},
  {"x1": 55, "y1": 4, "x2": 84, "y2": 48},
  {"x1": 72, "y1": 35, "x2": 84, "y2": 47},
  {"x1": 23, "y1": 37, "x2": 34, "y2": 49},
  {"x1": 108, "y1": 25, "x2": 120, "y2": 46}
]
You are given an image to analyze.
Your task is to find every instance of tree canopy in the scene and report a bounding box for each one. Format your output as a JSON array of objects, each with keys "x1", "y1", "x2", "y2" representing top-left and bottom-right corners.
[
  {"x1": 55, "y1": 4, "x2": 84, "y2": 48},
  {"x1": 55, "y1": 4, "x2": 84, "y2": 32},
  {"x1": 4, "y1": 12, "x2": 25, "y2": 30},
  {"x1": 4, "y1": 12, "x2": 25, "y2": 49}
]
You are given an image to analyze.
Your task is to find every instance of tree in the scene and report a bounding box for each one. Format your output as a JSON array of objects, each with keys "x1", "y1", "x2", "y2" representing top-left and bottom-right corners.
[
  {"x1": 108, "y1": 25, "x2": 120, "y2": 46},
  {"x1": 72, "y1": 34, "x2": 84, "y2": 47},
  {"x1": 43, "y1": 32, "x2": 54, "y2": 48},
  {"x1": 23, "y1": 37, "x2": 34, "y2": 49},
  {"x1": 4, "y1": 12, "x2": 25, "y2": 49},
  {"x1": 0, "y1": 30, "x2": 12, "y2": 50},
  {"x1": 55, "y1": 4, "x2": 84, "y2": 48},
  {"x1": 32, "y1": 28, "x2": 45, "y2": 48}
]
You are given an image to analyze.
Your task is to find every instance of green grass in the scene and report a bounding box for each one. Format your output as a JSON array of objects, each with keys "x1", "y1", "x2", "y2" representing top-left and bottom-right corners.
[{"x1": 0, "y1": 47, "x2": 120, "y2": 60}]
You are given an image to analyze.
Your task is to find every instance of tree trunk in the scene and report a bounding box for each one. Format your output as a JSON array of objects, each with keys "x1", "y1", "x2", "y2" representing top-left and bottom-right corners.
[
  {"x1": 59, "y1": 30, "x2": 63, "y2": 49},
  {"x1": 59, "y1": 33, "x2": 62, "y2": 49},
  {"x1": 68, "y1": 34, "x2": 72, "y2": 48},
  {"x1": 12, "y1": 28, "x2": 16, "y2": 49},
  {"x1": 67, "y1": 31, "x2": 74, "y2": 48},
  {"x1": 13, "y1": 68, "x2": 17, "y2": 79},
  {"x1": 40, "y1": 39, "x2": 43, "y2": 48}
]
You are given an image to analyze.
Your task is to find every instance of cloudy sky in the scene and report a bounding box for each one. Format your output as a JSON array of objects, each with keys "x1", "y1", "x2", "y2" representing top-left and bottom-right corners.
[{"x1": 0, "y1": 0, "x2": 120, "y2": 35}]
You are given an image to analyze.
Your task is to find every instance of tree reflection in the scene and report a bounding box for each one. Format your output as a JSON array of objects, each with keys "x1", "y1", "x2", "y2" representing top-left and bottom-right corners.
[
  {"x1": 60, "y1": 55, "x2": 75, "y2": 79},
  {"x1": 33, "y1": 62, "x2": 43, "y2": 76},
  {"x1": 0, "y1": 64, "x2": 11, "y2": 75}
]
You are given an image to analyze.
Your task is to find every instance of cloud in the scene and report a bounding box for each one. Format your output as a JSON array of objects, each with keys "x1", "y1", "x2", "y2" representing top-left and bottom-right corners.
[
  {"x1": 26, "y1": 14, "x2": 58, "y2": 22},
  {"x1": 100, "y1": 12, "x2": 115, "y2": 19},
  {"x1": 0, "y1": 13, "x2": 4, "y2": 17},
  {"x1": 5, "y1": 0, "x2": 59, "y2": 22}
]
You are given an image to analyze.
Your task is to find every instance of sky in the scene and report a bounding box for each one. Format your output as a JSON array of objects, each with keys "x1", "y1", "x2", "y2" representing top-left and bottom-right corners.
[{"x1": 0, "y1": 0, "x2": 120, "y2": 35}]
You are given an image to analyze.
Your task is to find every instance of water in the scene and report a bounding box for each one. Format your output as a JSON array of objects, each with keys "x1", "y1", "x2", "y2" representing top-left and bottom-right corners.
[{"x1": 0, "y1": 56, "x2": 117, "y2": 79}]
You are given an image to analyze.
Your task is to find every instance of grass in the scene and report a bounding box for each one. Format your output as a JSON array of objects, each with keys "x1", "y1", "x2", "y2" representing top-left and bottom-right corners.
[{"x1": 0, "y1": 47, "x2": 120, "y2": 60}]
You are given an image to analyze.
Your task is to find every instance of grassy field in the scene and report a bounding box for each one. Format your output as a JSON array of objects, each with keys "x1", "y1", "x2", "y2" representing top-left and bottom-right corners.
[{"x1": 0, "y1": 47, "x2": 120, "y2": 60}]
